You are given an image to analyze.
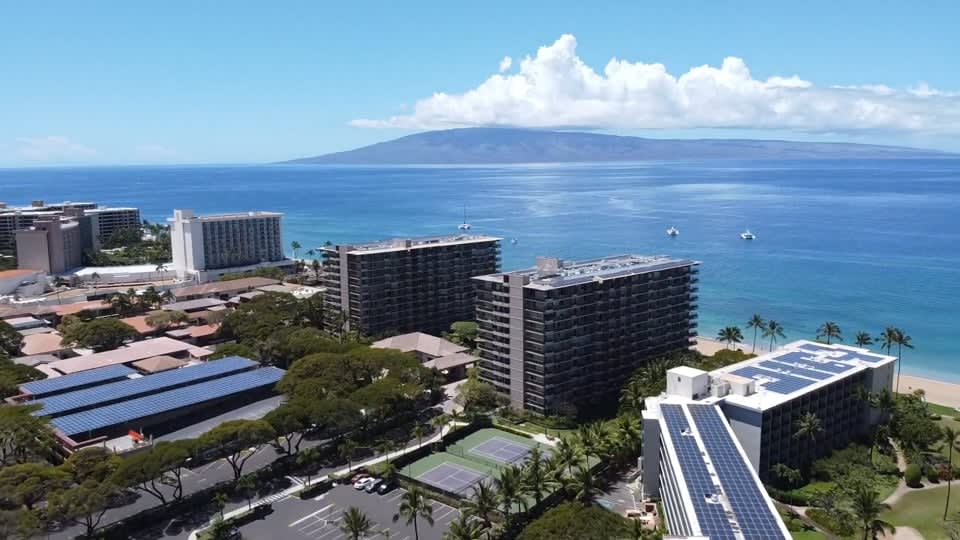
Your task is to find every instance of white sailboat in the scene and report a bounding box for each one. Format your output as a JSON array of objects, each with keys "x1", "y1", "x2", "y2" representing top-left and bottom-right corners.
[
  {"x1": 740, "y1": 229, "x2": 756, "y2": 240},
  {"x1": 458, "y1": 205, "x2": 472, "y2": 231},
  {"x1": 667, "y1": 226, "x2": 679, "y2": 237}
]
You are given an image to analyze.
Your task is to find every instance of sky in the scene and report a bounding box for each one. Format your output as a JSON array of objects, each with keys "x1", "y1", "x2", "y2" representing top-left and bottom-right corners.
[{"x1": 1, "y1": 0, "x2": 958, "y2": 166}]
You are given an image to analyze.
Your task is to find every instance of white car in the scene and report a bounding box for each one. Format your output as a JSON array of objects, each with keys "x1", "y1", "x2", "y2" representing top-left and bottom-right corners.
[{"x1": 354, "y1": 477, "x2": 376, "y2": 490}]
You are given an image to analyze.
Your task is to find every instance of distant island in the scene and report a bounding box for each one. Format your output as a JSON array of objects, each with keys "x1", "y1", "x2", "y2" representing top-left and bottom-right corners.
[{"x1": 283, "y1": 127, "x2": 954, "y2": 164}]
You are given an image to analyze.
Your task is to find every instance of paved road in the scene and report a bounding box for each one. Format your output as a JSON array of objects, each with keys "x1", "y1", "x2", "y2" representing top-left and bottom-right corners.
[{"x1": 239, "y1": 485, "x2": 462, "y2": 540}]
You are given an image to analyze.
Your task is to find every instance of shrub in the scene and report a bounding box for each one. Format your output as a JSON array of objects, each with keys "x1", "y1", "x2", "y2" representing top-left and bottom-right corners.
[
  {"x1": 904, "y1": 464, "x2": 923, "y2": 487},
  {"x1": 806, "y1": 508, "x2": 855, "y2": 537},
  {"x1": 925, "y1": 466, "x2": 940, "y2": 483}
]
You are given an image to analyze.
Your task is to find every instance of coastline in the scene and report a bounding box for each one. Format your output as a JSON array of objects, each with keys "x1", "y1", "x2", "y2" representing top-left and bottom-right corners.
[{"x1": 694, "y1": 336, "x2": 960, "y2": 409}]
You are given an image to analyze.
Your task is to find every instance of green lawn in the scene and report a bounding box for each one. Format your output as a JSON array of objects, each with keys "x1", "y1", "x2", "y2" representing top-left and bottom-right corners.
[
  {"x1": 881, "y1": 484, "x2": 960, "y2": 540},
  {"x1": 791, "y1": 530, "x2": 829, "y2": 540},
  {"x1": 934, "y1": 410, "x2": 960, "y2": 467},
  {"x1": 926, "y1": 401, "x2": 960, "y2": 418}
]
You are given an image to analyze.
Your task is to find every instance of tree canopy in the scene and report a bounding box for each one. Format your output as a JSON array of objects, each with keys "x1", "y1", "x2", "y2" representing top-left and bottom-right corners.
[
  {"x1": 0, "y1": 320, "x2": 23, "y2": 357},
  {"x1": 516, "y1": 502, "x2": 629, "y2": 540},
  {"x1": 57, "y1": 317, "x2": 138, "y2": 351}
]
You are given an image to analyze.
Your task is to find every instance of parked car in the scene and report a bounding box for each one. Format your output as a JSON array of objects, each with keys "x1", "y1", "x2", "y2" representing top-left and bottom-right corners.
[
  {"x1": 377, "y1": 479, "x2": 397, "y2": 495},
  {"x1": 350, "y1": 473, "x2": 369, "y2": 483},
  {"x1": 365, "y1": 478, "x2": 383, "y2": 493},
  {"x1": 354, "y1": 477, "x2": 376, "y2": 490}
]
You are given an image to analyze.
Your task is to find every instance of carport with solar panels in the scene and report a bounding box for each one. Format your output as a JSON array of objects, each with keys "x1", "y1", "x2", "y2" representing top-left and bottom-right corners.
[{"x1": 23, "y1": 356, "x2": 285, "y2": 447}]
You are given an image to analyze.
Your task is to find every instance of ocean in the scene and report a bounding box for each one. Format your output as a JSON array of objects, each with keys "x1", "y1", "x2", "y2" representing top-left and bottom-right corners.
[{"x1": 1, "y1": 160, "x2": 958, "y2": 381}]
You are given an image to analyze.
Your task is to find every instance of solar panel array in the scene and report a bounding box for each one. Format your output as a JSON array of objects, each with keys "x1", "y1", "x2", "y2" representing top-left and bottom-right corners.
[
  {"x1": 757, "y1": 361, "x2": 832, "y2": 381},
  {"x1": 729, "y1": 344, "x2": 870, "y2": 396},
  {"x1": 20, "y1": 364, "x2": 136, "y2": 397},
  {"x1": 51, "y1": 367, "x2": 284, "y2": 437},
  {"x1": 33, "y1": 356, "x2": 257, "y2": 417},
  {"x1": 660, "y1": 404, "x2": 736, "y2": 540},
  {"x1": 688, "y1": 404, "x2": 788, "y2": 539}
]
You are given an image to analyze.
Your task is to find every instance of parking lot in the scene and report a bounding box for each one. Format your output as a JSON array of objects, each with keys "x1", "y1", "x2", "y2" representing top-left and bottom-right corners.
[{"x1": 239, "y1": 484, "x2": 462, "y2": 540}]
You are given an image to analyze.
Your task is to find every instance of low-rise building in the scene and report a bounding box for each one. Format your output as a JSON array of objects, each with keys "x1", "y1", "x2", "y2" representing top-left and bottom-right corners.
[
  {"x1": 171, "y1": 276, "x2": 281, "y2": 301},
  {"x1": 0, "y1": 269, "x2": 48, "y2": 296},
  {"x1": 45, "y1": 336, "x2": 211, "y2": 375}
]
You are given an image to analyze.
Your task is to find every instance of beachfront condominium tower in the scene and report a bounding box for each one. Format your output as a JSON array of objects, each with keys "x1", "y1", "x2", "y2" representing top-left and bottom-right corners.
[
  {"x1": 473, "y1": 255, "x2": 700, "y2": 415},
  {"x1": 169, "y1": 209, "x2": 288, "y2": 282},
  {"x1": 320, "y1": 234, "x2": 502, "y2": 337},
  {"x1": 0, "y1": 200, "x2": 139, "y2": 254}
]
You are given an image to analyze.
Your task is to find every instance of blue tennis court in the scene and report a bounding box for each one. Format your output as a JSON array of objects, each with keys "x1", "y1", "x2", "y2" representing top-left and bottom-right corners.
[
  {"x1": 469, "y1": 436, "x2": 537, "y2": 465},
  {"x1": 417, "y1": 463, "x2": 488, "y2": 494}
]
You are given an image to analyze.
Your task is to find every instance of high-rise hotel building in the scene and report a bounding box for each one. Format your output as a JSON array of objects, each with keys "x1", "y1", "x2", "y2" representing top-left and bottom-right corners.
[
  {"x1": 321, "y1": 235, "x2": 502, "y2": 337},
  {"x1": 473, "y1": 255, "x2": 699, "y2": 414},
  {"x1": 169, "y1": 209, "x2": 288, "y2": 282}
]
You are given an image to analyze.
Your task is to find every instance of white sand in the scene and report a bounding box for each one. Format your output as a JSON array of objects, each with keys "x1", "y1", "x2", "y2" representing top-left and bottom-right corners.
[
  {"x1": 693, "y1": 336, "x2": 759, "y2": 356},
  {"x1": 898, "y1": 374, "x2": 960, "y2": 409}
]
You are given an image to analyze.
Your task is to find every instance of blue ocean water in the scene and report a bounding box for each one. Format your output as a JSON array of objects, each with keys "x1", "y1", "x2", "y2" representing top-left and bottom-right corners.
[{"x1": 1, "y1": 160, "x2": 958, "y2": 380}]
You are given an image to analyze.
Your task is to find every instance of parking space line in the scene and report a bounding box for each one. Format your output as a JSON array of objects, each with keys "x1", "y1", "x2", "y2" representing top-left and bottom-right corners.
[
  {"x1": 434, "y1": 507, "x2": 456, "y2": 520},
  {"x1": 290, "y1": 504, "x2": 335, "y2": 527}
]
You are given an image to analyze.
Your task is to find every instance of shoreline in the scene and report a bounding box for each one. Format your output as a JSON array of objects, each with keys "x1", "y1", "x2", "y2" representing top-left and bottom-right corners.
[{"x1": 694, "y1": 336, "x2": 960, "y2": 409}]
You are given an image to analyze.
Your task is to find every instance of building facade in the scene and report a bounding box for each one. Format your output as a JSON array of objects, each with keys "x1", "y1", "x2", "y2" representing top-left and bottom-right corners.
[
  {"x1": 15, "y1": 217, "x2": 86, "y2": 274},
  {"x1": 321, "y1": 235, "x2": 501, "y2": 337},
  {"x1": 473, "y1": 255, "x2": 699, "y2": 415},
  {"x1": 169, "y1": 209, "x2": 288, "y2": 282},
  {"x1": 86, "y1": 207, "x2": 142, "y2": 244},
  {"x1": 0, "y1": 201, "x2": 139, "y2": 253}
]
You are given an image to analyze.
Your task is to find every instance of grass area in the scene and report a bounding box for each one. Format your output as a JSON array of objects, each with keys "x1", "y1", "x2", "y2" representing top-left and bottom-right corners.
[
  {"x1": 934, "y1": 409, "x2": 960, "y2": 467},
  {"x1": 791, "y1": 530, "x2": 829, "y2": 540},
  {"x1": 493, "y1": 417, "x2": 578, "y2": 440},
  {"x1": 881, "y1": 484, "x2": 960, "y2": 540},
  {"x1": 927, "y1": 401, "x2": 960, "y2": 418}
]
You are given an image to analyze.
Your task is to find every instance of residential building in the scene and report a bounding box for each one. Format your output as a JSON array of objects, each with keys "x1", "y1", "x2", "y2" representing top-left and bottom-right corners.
[
  {"x1": 321, "y1": 234, "x2": 501, "y2": 337},
  {"x1": 15, "y1": 216, "x2": 85, "y2": 273},
  {"x1": 0, "y1": 201, "x2": 140, "y2": 252},
  {"x1": 473, "y1": 255, "x2": 698, "y2": 415},
  {"x1": 169, "y1": 209, "x2": 289, "y2": 282},
  {"x1": 171, "y1": 276, "x2": 281, "y2": 301},
  {"x1": 372, "y1": 332, "x2": 468, "y2": 362},
  {"x1": 85, "y1": 207, "x2": 142, "y2": 244}
]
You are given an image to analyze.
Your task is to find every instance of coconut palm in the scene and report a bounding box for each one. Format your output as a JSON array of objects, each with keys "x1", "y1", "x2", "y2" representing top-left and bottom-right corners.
[
  {"x1": 717, "y1": 326, "x2": 744, "y2": 349},
  {"x1": 878, "y1": 326, "x2": 898, "y2": 355},
  {"x1": 340, "y1": 506, "x2": 374, "y2": 540},
  {"x1": 572, "y1": 464, "x2": 600, "y2": 504},
  {"x1": 619, "y1": 379, "x2": 646, "y2": 414},
  {"x1": 522, "y1": 446, "x2": 554, "y2": 505},
  {"x1": 443, "y1": 513, "x2": 486, "y2": 540},
  {"x1": 155, "y1": 263, "x2": 168, "y2": 281},
  {"x1": 555, "y1": 438, "x2": 583, "y2": 476},
  {"x1": 816, "y1": 321, "x2": 843, "y2": 344},
  {"x1": 763, "y1": 320, "x2": 786, "y2": 351},
  {"x1": 89, "y1": 272, "x2": 101, "y2": 289},
  {"x1": 614, "y1": 415, "x2": 642, "y2": 459},
  {"x1": 746, "y1": 314, "x2": 765, "y2": 353},
  {"x1": 493, "y1": 465, "x2": 525, "y2": 523},
  {"x1": 412, "y1": 424, "x2": 426, "y2": 448},
  {"x1": 794, "y1": 412, "x2": 823, "y2": 442},
  {"x1": 291, "y1": 240, "x2": 302, "y2": 259},
  {"x1": 339, "y1": 438, "x2": 358, "y2": 472},
  {"x1": 431, "y1": 414, "x2": 450, "y2": 444},
  {"x1": 850, "y1": 487, "x2": 894, "y2": 540},
  {"x1": 944, "y1": 427, "x2": 958, "y2": 519},
  {"x1": 393, "y1": 487, "x2": 434, "y2": 540},
  {"x1": 893, "y1": 328, "x2": 913, "y2": 394},
  {"x1": 855, "y1": 331, "x2": 873, "y2": 347},
  {"x1": 109, "y1": 292, "x2": 134, "y2": 316},
  {"x1": 460, "y1": 481, "x2": 497, "y2": 532}
]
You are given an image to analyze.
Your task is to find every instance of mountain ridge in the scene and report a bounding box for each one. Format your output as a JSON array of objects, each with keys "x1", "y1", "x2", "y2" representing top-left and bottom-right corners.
[{"x1": 283, "y1": 128, "x2": 954, "y2": 164}]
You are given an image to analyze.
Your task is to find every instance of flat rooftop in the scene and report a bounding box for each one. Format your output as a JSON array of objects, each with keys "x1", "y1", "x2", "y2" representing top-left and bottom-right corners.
[
  {"x1": 649, "y1": 398, "x2": 790, "y2": 539},
  {"x1": 475, "y1": 254, "x2": 698, "y2": 289},
  {"x1": 712, "y1": 340, "x2": 896, "y2": 411},
  {"x1": 326, "y1": 234, "x2": 501, "y2": 255},
  {"x1": 172, "y1": 277, "x2": 281, "y2": 298},
  {"x1": 172, "y1": 211, "x2": 282, "y2": 222}
]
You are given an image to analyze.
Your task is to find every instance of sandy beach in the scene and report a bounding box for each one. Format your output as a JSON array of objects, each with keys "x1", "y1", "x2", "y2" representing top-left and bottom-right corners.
[{"x1": 694, "y1": 336, "x2": 960, "y2": 409}]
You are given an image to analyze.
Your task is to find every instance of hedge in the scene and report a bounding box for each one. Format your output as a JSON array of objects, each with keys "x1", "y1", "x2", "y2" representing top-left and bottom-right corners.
[{"x1": 904, "y1": 464, "x2": 923, "y2": 487}]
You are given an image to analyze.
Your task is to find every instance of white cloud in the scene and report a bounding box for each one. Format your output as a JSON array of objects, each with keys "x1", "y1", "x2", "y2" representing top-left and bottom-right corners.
[
  {"x1": 498, "y1": 56, "x2": 512, "y2": 73},
  {"x1": 14, "y1": 136, "x2": 97, "y2": 161},
  {"x1": 352, "y1": 34, "x2": 960, "y2": 133}
]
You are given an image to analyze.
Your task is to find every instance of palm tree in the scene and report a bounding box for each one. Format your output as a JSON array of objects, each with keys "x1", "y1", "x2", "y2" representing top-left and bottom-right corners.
[
  {"x1": 443, "y1": 513, "x2": 485, "y2": 540},
  {"x1": 89, "y1": 272, "x2": 101, "y2": 289},
  {"x1": 155, "y1": 263, "x2": 168, "y2": 281},
  {"x1": 339, "y1": 438, "x2": 358, "y2": 472},
  {"x1": 493, "y1": 465, "x2": 525, "y2": 523},
  {"x1": 878, "y1": 326, "x2": 897, "y2": 355},
  {"x1": 855, "y1": 331, "x2": 873, "y2": 347},
  {"x1": 109, "y1": 292, "x2": 133, "y2": 316},
  {"x1": 717, "y1": 326, "x2": 744, "y2": 349},
  {"x1": 160, "y1": 289, "x2": 175, "y2": 304},
  {"x1": 746, "y1": 314, "x2": 765, "y2": 353},
  {"x1": 394, "y1": 487, "x2": 434, "y2": 540},
  {"x1": 850, "y1": 487, "x2": 895, "y2": 540},
  {"x1": 619, "y1": 379, "x2": 646, "y2": 414},
  {"x1": 763, "y1": 320, "x2": 786, "y2": 351},
  {"x1": 555, "y1": 438, "x2": 583, "y2": 476},
  {"x1": 311, "y1": 259, "x2": 321, "y2": 278},
  {"x1": 341, "y1": 506, "x2": 374, "y2": 540},
  {"x1": 431, "y1": 414, "x2": 450, "y2": 444},
  {"x1": 572, "y1": 464, "x2": 600, "y2": 504},
  {"x1": 305, "y1": 249, "x2": 316, "y2": 258},
  {"x1": 412, "y1": 424, "x2": 426, "y2": 448},
  {"x1": 943, "y1": 427, "x2": 958, "y2": 519},
  {"x1": 893, "y1": 328, "x2": 913, "y2": 394},
  {"x1": 794, "y1": 412, "x2": 823, "y2": 442},
  {"x1": 522, "y1": 446, "x2": 553, "y2": 506},
  {"x1": 291, "y1": 240, "x2": 302, "y2": 259},
  {"x1": 816, "y1": 321, "x2": 843, "y2": 344},
  {"x1": 614, "y1": 415, "x2": 642, "y2": 460},
  {"x1": 460, "y1": 481, "x2": 497, "y2": 532},
  {"x1": 376, "y1": 439, "x2": 396, "y2": 463}
]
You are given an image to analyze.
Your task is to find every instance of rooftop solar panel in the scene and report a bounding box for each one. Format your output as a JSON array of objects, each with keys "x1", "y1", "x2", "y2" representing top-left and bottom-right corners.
[
  {"x1": 51, "y1": 367, "x2": 284, "y2": 437},
  {"x1": 20, "y1": 365, "x2": 136, "y2": 397},
  {"x1": 757, "y1": 361, "x2": 832, "y2": 381},
  {"x1": 688, "y1": 404, "x2": 788, "y2": 539},
  {"x1": 33, "y1": 356, "x2": 257, "y2": 417},
  {"x1": 731, "y1": 366, "x2": 818, "y2": 395},
  {"x1": 661, "y1": 404, "x2": 737, "y2": 540}
]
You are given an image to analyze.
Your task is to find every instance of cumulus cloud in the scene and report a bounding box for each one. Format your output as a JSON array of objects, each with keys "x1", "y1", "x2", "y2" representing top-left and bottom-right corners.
[
  {"x1": 14, "y1": 136, "x2": 97, "y2": 161},
  {"x1": 498, "y1": 56, "x2": 512, "y2": 73},
  {"x1": 352, "y1": 34, "x2": 960, "y2": 133}
]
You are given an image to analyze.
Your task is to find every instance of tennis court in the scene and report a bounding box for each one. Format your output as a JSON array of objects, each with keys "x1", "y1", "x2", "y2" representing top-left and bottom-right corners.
[
  {"x1": 417, "y1": 463, "x2": 488, "y2": 494},
  {"x1": 469, "y1": 436, "x2": 537, "y2": 465}
]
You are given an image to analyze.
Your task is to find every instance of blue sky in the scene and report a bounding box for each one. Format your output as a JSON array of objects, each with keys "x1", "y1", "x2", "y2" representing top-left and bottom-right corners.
[{"x1": 1, "y1": 1, "x2": 957, "y2": 166}]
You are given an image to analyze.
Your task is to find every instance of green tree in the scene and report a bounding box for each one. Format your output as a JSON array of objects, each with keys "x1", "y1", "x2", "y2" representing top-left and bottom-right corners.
[
  {"x1": 63, "y1": 446, "x2": 120, "y2": 484},
  {"x1": 209, "y1": 342, "x2": 259, "y2": 360},
  {"x1": 443, "y1": 512, "x2": 486, "y2": 540},
  {"x1": 291, "y1": 240, "x2": 302, "y2": 259},
  {"x1": 263, "y1": 400, "x2": 312, "y2": 455},
  {"x1": 198, "y1": 419, "x2": 276, "y2": 479},
  {"x1": 213, "y1": 491, "x2": 229, "y2": 520},
  {"x1": 855, "y1": 331, "x2": 873, "y2": 347},
  {"x1": 769, "y1": 463, "x2": 803, "y2": 489},
  {"x1": 516, "y1": 502, "x2": 628, "y2": 540},
  {"x1": 495, "y1": 465, "x2": 526, "y2": 522},
  {"x1": 944, "y1": 426, "x2": 958, "y2": 519},
  {"x1": 816, "y1": 321, "x2": 843, "y2": 344},
  {"x1": 850, "y1": 487, "x2": 894, "y2": 540},
  {"x1": 58, "y1": 317, "x2": 138, "y2": 351},
  {"x1": 237, "y1": 474, "x2": 256, "y2": 510},
  {"x1": 112, "y1": 440, "x2": 193, "y2": 504},
  {"x1": 878, "y1": 326, "x2": 898, "y2": 355},
  {"x1": 893, "y1": 328, "x2": 913, "y2": 394},
  {"x1": 716, "y1": 326, "x2": 744, "y2": 349},
  {"x1": 340, "y1": 506, "x2": 373, "y2": 540},
  {"x1": 762, "y1": 320, "x2": 786, "y2": 350},
  {"x1": 412, "y1": 424, "x2": 427, "y2": 448},
  {"x1": 48, "y1": 480, "x2": 117, "y2": 539},
  {"x1": 794, "y1": 412, "x2": 823, "y2": 442},
  {"x1": 0, "y1": 404, "x2": 56, "y2": 464},
  {"x1": 394, "y1": 486, "x2": 434, "y2": 540},
  {"x1": 0, "y1": 462, "x2": 70, "y2": 510},
  {"x1": 746, "y1": 314, "x2": 765, "y2": 353},
  {"x1": 572, "y1": 465, "x2": 600, "y2": 504},
  {"x1": 461, "y1": 481, "x2": 497, "y2": 532},
  {"x1": 431, "y1": 414, "x2": 450, "y2": 444},
  {"x1": 447, "y1": 321, "x2": 479, "y2": 350},
  {"x1": 0, "y1": 320, "x2": 23, "y2": 357},
  {"x1": 146, "y1": 309, "x2": 189, "y2": 330},
  {"x1": 522, "y1": 446, "x2": 554, "y2": 506},
  {"x1": 339, "y1": 438, "x2": 358, "y2": 472},
  {"x1": 555, "y1": 438, "x2": 583, "y2": 476}
]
